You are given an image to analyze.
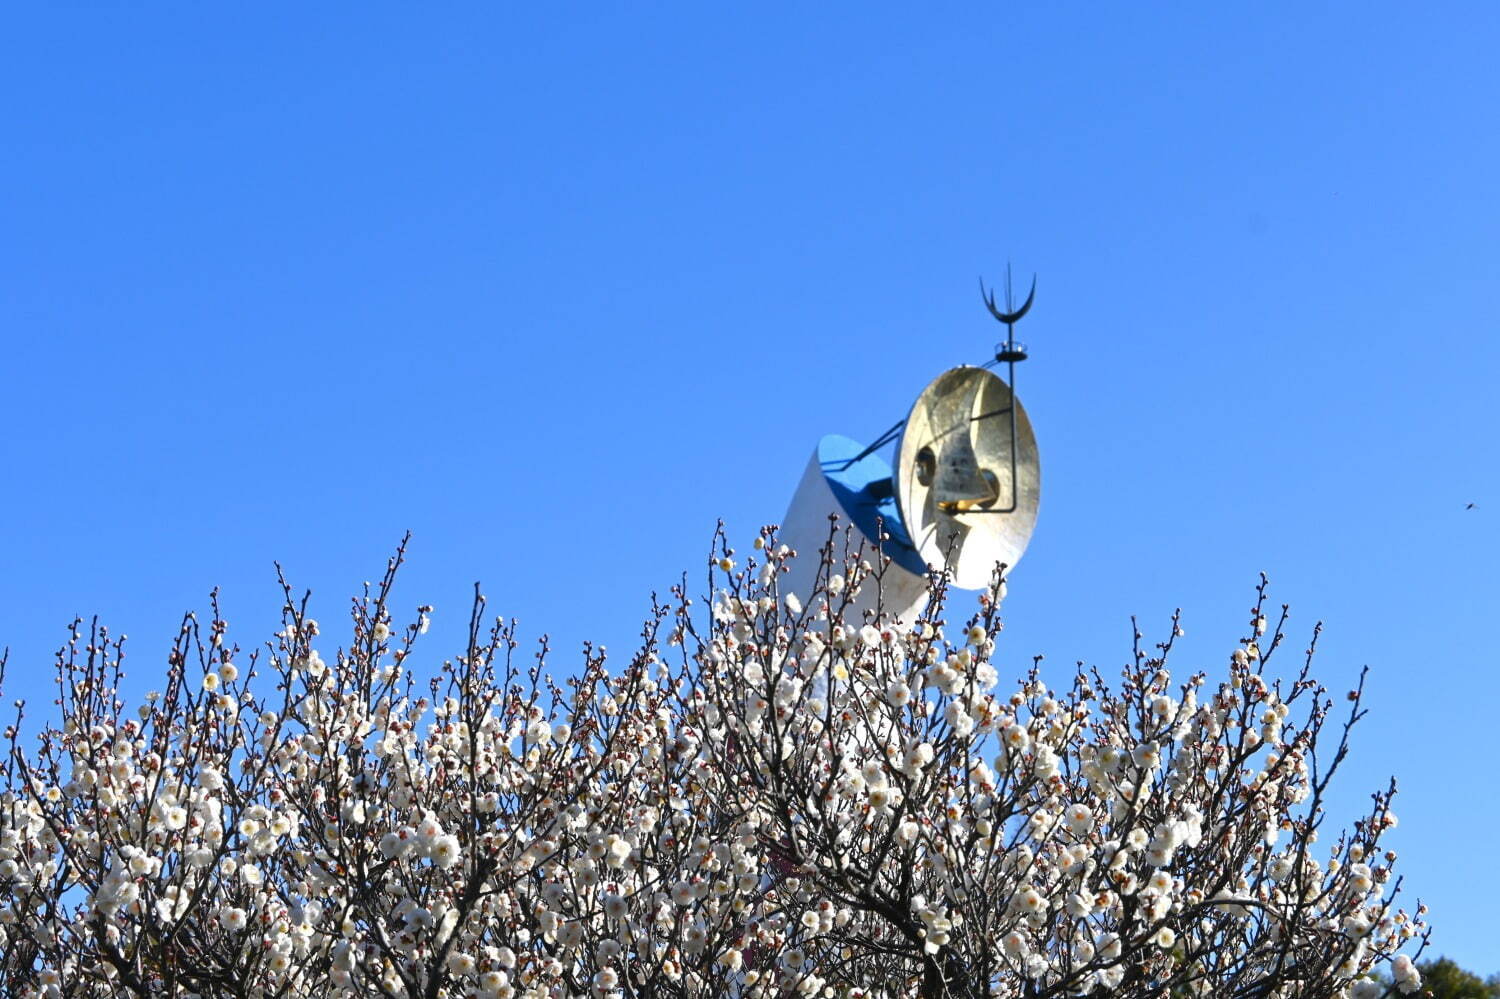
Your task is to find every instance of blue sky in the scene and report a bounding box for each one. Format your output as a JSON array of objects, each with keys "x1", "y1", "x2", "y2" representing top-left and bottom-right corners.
[{"x1": 2, "y1": 4, "x2": 1497, "y2": 973}]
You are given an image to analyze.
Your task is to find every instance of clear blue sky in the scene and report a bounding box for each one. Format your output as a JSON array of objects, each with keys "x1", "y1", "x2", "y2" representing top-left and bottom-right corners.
[{"x1": 3, "y1": 4, "x2": 1496, "y2": 973}]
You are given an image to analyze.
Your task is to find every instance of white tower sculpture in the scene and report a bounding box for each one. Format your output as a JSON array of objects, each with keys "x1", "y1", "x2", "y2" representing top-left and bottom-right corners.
[{"x1": 777, "y1": 274, "x2": 1042, "y2": 623}]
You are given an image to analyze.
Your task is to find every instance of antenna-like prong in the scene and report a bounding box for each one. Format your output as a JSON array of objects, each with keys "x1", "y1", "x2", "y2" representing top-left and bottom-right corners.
[
  {"x1": 980, "y1": 273, "x2": 1037, "y2": 326},
  {"x1": 980, "y1": 277, "x2": 1006, "y2": 323}
]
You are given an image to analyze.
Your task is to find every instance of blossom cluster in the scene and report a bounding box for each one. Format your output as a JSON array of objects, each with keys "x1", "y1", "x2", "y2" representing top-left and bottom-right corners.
[{"x1": 0, "y1": 531, "x2": 1426, "y2": 998}]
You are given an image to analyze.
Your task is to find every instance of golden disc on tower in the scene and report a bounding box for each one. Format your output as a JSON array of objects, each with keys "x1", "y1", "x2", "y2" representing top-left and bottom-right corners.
[{"x1": 893, "y1": 366, "x2": 1040, "y2": 590}]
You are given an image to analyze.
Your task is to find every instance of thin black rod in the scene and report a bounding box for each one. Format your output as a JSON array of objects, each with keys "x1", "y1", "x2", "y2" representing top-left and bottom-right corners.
[
  {"x1": 834, "y1": 418, "x2": 906, "y2": 471},
  {"x1": 955, "y1": 358, "x2": 1021, "y2": 515}
]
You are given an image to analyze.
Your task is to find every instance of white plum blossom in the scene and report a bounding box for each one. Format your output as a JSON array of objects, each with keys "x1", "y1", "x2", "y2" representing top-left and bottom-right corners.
[
  {"x1": 0, "y1": 537, "x2": 1426, "y2": 999},
  {"x1": 430, "y1": 834, "x2": 462, "y2": 869}
]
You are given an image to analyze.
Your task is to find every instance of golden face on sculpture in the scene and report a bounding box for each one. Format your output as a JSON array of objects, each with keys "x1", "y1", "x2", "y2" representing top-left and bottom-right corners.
[{"x1": 894, "y1": 366, "x2": 1040, "y2": 590}]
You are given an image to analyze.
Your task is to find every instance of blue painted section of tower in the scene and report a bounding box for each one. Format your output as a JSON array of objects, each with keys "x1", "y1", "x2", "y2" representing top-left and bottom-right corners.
[{"x1": 817, "y1": 433, "x2": 926, "y2": 576}]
